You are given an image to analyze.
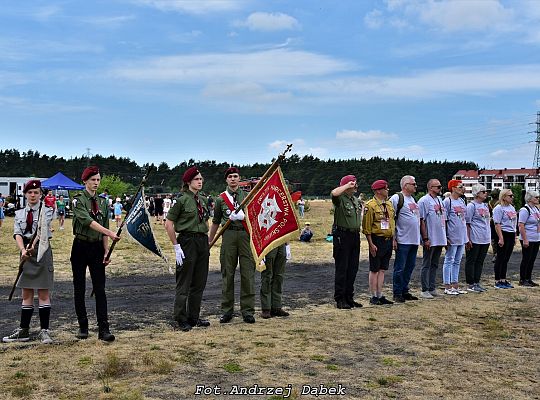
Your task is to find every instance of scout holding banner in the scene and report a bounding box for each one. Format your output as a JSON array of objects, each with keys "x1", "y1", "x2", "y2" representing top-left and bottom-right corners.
[
  {"x1": 210, "y1": 144, "x2": 300, "y2": 267},
  {"x1": 209, "y1": 144, "x2": 300, "y2": 323}
]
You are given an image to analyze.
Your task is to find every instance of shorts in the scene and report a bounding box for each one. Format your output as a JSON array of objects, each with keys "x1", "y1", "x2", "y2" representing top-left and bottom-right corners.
[
  {"x1": 57, "y1": 210, "x2": 65, "y2": 216},
  {"x1": 368, "y1": 235, "x2": 393, "y2": 272}
]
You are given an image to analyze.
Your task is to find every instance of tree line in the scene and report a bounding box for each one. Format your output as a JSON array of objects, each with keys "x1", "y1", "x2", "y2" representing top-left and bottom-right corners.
[{"x1": 0, "y1": 149, "x2": 477, "y2": 197}]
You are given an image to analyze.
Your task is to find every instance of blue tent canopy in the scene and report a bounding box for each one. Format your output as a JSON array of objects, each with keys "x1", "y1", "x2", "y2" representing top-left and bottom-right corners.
[{"x1": 41, "y1": 172, "x2": 84, "y2": 190}]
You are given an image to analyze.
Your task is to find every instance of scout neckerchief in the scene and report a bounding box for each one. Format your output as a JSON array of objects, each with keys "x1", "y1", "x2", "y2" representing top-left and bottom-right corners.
[
  {"x1": 193, "y1": 192, "x2": 204, "y2": 222},
  {"x1": 373, "y1": 196, "x2": 390, "y2": 230},
  {"x1": 220, "y1": 189, "x2": 248, "y2": 231},
  {"x1": 24, "y1": 206, "x2": 34, "y2": 235}
]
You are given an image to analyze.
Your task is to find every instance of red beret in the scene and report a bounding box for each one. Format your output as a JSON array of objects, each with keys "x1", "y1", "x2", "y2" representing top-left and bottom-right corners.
[
  {"x1": 224, "y1": 166, "x2": 240, "y2": 179},
  {"x1": 340, "y1": 175, "x2": 356, "y2": 186},
  {"x1": 448, "y1": 179, "x2": 462, "y2": 191},
  {"x1": 81, "y1": 166, "x2": 100, "y2": 181},
  {"x1": 371, "y1": 179, "x2": 388, "y2": 190},
  {"x1": 23, "y1": 179, "x2": 41, "y2": 193},
  {"x1": 182, "y1": 166, "x2": 200, "y2": 183}
]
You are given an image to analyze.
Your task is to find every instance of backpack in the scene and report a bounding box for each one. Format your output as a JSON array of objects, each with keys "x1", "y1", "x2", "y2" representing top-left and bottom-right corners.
[
  {"x1": 516, "y1": 205, "x2": 531, "y2": 234},
  {"x1": 394, "y1": 192, "x2": 404, "y2": 221}
]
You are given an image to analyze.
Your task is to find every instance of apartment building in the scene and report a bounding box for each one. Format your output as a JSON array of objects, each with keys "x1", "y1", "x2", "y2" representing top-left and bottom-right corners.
[{"x1": 453, "y1": 168, "x2": 539, "y2": 200}]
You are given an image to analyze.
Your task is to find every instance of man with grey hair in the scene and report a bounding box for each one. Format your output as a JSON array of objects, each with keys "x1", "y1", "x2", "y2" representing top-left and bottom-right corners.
[
  {"x1": 390, "y1": 175, "x2": 421, "y2": 303},
  {"x1": 418, "y1": 178, "x2": 446, "y2": 299},
  {"x1": 465, "y1": 183, "x2": 490, "y2": 292}
]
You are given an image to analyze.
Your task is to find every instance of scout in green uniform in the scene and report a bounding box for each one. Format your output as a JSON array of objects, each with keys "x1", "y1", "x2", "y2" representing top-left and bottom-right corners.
[
  {"x1": 362, "y1": 179, "x2": 395, "y2": 305},
  {"x1": 2, "y1": 180, "x2": 55, "y2": 344},
  {"x1": 165, "y1": 166, "x2": 210, "y2": 332},
  {"x1": 208, "y1": 167, "x2": 256, "y2": 324},
  {"x1": 331, "y1": 174, "x2": 362, "y2": 309},
  {"x1": 71, "y1": 166, "x2": 120, "y2": 342},
  {"x1": 260, "y1": 243, "x2": 291, "y2": 319}
]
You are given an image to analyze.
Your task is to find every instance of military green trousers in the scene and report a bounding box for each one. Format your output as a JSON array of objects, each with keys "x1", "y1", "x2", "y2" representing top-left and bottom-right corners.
[
  {"x1": 260, "y1": 245, "x2": 286, "y2": 310},
  {"x1": 174, "y1": 233, "x2": 209, "y2": 323},
  {"x1": 220, "y1": 229, "x2": 255, "y2": 317}
]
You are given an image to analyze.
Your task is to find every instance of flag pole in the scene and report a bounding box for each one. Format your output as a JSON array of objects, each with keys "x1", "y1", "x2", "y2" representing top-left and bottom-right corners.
[
  {"x1": 104, "y1": 164, "x2": 154, "y2": 262},
  {"x1": 209, "y1": 144, "x2": 293, "y2": 249}
]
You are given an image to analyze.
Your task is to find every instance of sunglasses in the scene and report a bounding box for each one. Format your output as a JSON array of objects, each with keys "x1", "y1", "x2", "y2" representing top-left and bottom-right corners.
[
  {"x1": 432, "y1": 185, "x2": 442, "y2": 189},
  {"x1": 457, "y1": 185, "x2": 464, "y2": 188},
  {"x1": 507, "y1": 194, "x2": 514, "y2": 197},
  {"x1": 407, "y1": 183, "x2": 417, "y2": 186}
]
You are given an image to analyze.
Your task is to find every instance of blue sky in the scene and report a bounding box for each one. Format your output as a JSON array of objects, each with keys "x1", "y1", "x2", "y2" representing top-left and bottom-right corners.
[{"x1": 1, "y1": 0, "x2": 540, "y2": 169}]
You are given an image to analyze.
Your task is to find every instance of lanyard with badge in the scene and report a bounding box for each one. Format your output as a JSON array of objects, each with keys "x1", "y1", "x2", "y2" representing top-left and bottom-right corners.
[
  {"x1": 375, "y1": 198, "x2": 390, "y2": 230},
  {"x1": 432, "y1": 196, "x2": 445, "y2": 227}
]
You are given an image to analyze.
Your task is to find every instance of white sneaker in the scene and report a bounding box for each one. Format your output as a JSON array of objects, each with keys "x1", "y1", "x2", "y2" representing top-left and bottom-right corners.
[
  {"x1": 444, "y1": 288, "x2": 459, "y2": 295},
  {"x1": 429, "y1": 289, "x2": 439, "y2": 297},
  {"x1": 455, "y1": 288, "x2": 467, "y2": 294},
  {"x1": 38, "y1": 329, "x2": 53, "y2": 344},
  {"x1": 420, "y1": 291, "x2": 434, "y2": 299}
]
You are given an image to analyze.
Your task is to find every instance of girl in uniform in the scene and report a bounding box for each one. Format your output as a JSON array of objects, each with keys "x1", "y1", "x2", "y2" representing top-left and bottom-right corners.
[{"x1": 2, "y1": 180, "x2": 55, "y2": 344}]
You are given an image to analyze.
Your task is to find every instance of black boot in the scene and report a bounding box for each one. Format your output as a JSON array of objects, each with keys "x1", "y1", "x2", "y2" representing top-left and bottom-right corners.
[
  {"x1": 76, "y1": 318, "x2": 89, "y2": 339},
  {"x1": 98, "y1": 323, "x2": 115, "y2": 342}
]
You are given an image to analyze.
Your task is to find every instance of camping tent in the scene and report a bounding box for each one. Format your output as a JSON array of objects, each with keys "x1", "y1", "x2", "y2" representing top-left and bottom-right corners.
[{"x1": 41, "y1": 172, "x2": 84, "y2": 190}]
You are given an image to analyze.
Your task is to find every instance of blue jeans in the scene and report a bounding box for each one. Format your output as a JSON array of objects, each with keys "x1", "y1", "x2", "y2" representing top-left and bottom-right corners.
[
  {"x1": 392, "y1": 244, "x2": 418, "y2": 296},
  {"x1": 443, "y1": 244, "x2": 465, "y2": 284}
]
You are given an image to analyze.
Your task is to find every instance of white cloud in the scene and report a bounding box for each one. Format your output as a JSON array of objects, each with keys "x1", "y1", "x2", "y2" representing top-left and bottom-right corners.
[
  {"x1": 378, "y1": 145, "x2": 426, "y2": 158},
  {"x1": 368, "y1": 0, "x2": 516, "y2": 34},
  {"x1": 0, "y1": 95, "x2": 94, "y2": 113},
  {"x1": 336, "y1": 129, "x2": 397, "y2": 141},
  {"x1": 417, "y1": 0, "x2": 514, "y2": 33},
  {"x1": 32, "y1": 5, "x2": 62, "y2": 21},
  {"x1": 82, "y1": 15, "x2": 136, "y2": 27},
  {"x1": 111, "y1": 49, "x2": 353, "y2": 84},
  {"x1": 269, "y1": 139, "x2": 327, "y2": 159},
  {"x1": 235, "y1": 12, "x2": 300, "y2": 31},
  {"x1": 364, "y1": 9, "x2": 383, "y2": 29},
  {"x1": 269, "y1": 139, "x2": 305, "y2": 150},
  {"x1": 135, "y1": 0, "x2": 245, "y2": 14},
  {"x1": 202, "y1": 82, "x2": 292, "y2": 103},
  {"x1": 296, "y1": 65, "x2": 540, "y2": 99},
  {"x1": 487, "y1": 144, "x2": 534, "y2": 167}
]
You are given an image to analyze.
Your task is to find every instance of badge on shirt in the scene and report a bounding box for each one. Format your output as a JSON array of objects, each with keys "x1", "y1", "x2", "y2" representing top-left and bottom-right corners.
[{"x1": 381, "y1": 218, "x2": 390, "y2": 230}]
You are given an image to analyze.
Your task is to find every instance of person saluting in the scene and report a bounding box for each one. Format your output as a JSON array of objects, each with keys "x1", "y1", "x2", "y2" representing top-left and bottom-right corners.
[{"x1": 71, "y1": 166, "x2": 120, "y2": 342}]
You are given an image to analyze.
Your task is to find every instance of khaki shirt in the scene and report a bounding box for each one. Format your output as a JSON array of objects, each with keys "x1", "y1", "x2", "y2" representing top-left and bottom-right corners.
[
  {"x1": 13, "y1": 203, "x2": 54, "y2": 239},
  {"x1": 362, "y1": 197, "x2": 395, "y2": 238},
  {"x1": 212, "y1": 187, "x2": 246, "y2": 228},
  {"x1": 72, "y1": 190, "x2": 109, "y2": 241},
  {"x1": 332, "y1": 193, "x2": 362, "y2": 230},
  {"x1": 167, "y1": 191, "x2": 209, "y2": 233}
]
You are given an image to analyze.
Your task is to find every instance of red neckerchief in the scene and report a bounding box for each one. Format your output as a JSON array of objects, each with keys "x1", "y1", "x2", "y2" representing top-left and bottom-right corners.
[{"x1": 220, "y1": 191, "x2": 248, "y2": 231}]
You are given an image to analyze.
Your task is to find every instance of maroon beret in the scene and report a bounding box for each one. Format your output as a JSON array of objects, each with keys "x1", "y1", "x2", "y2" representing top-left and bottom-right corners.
[
  {"x1": 81, "y1": 166, "x2": 100, "y2": 181},
  {"x1": 340, "y1": 175, "x2": 356, "y2": 186},
  {"x1": 224, "y1": 166, "x2": 240, "y2": 179},
  {"x1": 23, "y1": 179, "x2": 41, "y2": 193},
  {"x1": 371, "y1": 179, "x2": 388, "y2": 190},
  {"x1": 182, "y1": 166, "x2": 200, "y2": 184}
]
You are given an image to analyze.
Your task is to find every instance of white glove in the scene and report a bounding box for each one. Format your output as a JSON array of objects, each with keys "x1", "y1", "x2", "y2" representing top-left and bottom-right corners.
[
  {"x1": 285, "y1": 244, "x2": 292, "y2": 261},
  {"x1": 229, "y1": 209, "x2": 245, "y2": 221},
  {"x1": 174, "y1": 244, "x2": 185, "y2": 266}
]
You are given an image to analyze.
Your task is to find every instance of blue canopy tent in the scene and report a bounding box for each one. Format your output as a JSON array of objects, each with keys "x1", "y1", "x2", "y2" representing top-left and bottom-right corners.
[{"x1": 41, "y1": 172, "x2": 84, "y2": 190}]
